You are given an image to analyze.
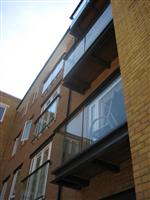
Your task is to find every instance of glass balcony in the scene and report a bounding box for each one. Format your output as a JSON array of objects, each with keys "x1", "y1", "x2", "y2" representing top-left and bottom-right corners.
[
  {"x1": 63, "y1": 4, "x2": 113, "y2": 93},
  {"x1": 21, "y1": 162, "x2": 49, "y2": 200},
  {"x1": 51, "y1": 76, "x2": 129, "y2": 189},
  {"x1": 63, "y1": 76, "x2": 127, "y2": 163},
  {"x1": 70, "y1": 0, "x2": 90, "y2": 29}
]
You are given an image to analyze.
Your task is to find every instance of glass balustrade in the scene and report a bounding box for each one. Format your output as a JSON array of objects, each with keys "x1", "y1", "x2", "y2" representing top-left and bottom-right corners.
[
  {"x1": 62, "y1": 76, "x2": 127, "y2": 163},
  {"x1": 64, "y1": 4, "x2": 112, "y2": 79},
  {"x1": 70, "y1": 0, "x2": 90, "y2": 28}
]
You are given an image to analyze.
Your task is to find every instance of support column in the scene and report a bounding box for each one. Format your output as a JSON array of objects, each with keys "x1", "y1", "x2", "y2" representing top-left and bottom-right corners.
[{"x1": 111, "y1": 0, "x2": 150, "y2": 199}]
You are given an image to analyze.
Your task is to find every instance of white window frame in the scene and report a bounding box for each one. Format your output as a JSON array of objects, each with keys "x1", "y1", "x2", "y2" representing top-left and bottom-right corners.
[
  {"x1": 30, "y1": 142, "x2": 52, "y2": 173},
  {"x1": 41, "y1": 86, "x2": 60, "y2": 113},
  {"x1": 32, "y1": 89, "x2": 39, "y2": 104},
  {"x1": 0, "y1": 181, "x2": 8, "y2": 200},
  {"x1": 11, "y1": 136, "x2": 20, "y2": 156},
  {"x1": 25, "y1": 143, "x2": 52, "y2": 199},
  {"x1": 0, "y1": 103, "x2": 9, "y2": 122},
  {"x1": 8, "y1": 169, "x2": 21, "y2": 200},
  {"x1": 35, "y1": 86, "x2": 60, "y2": 136},
  {"x1": 21, "y1": 120, "x2": 32, "y2": 141}
]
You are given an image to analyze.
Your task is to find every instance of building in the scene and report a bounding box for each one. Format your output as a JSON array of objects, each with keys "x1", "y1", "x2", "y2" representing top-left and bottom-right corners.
[
  {"x1": 0, "y1": 91, "x2": 20, "y2": 184},
  {"x1": 0, "y1": 0, "x2": 149, "y2": 200}
]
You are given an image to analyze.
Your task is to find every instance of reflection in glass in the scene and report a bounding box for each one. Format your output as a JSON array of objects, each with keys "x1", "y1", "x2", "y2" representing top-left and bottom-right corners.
[
  {"x1": 21, "y1": 163, "x2": 49, "y2": 200},
  {"x1": 63, "y1": 77, "x2": 127, "y2": 162},
  {"x1": 35, "y1": 98, "x2": 59, "y2": 136}
]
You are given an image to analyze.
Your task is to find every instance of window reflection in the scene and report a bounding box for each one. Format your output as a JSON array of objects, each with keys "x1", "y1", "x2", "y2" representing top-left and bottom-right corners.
[{"x1": 63, "y1": 76, "x2": 127, "y2": 162}]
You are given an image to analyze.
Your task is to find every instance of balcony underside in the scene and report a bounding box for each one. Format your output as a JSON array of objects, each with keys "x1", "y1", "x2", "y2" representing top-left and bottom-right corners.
[
  {"x1": 51, "y1": 125, "x2": 130, "y2": 190},
  {"x1": 63, "y1": 24, "x2": 118, "y2": 94},
  {"x1": 70, "y1": 0, "x2": 109, "y2": 38}
]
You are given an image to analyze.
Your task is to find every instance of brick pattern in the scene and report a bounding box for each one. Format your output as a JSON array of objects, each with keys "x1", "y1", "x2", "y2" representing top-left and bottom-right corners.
[{"x1": 112, "y1": 0, "x2": 150, "y2": 199}]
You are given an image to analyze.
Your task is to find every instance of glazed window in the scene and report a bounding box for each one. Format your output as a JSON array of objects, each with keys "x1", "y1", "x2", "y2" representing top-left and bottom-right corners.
[
  {"x1": 21, "y1": 143, "x2": 52, "y2": 200},
  {"x1": 34, "y1": 87, "x2": 60, "y2": 136},
  {"x1": 0, "y1": 180, "x2": 8, "y2": 200},
  {"x1": 9, "y1": 168, "x2": 21, "y2": 200},
  {"x1": 0, "y1": 103, "x2": 9, "y2": 122},
  {"x1": 12, "y1": 136, "x2": 20, "y2": 156},
  {"x1": 21, "y1": 120, "x2": 32, "y2": 141},
  {"x1": 30, "y1": 143, "x2": 52, "y2": 172},
  {"x1": 42, "y1": 59, "x2": 64, "y2": 93}
]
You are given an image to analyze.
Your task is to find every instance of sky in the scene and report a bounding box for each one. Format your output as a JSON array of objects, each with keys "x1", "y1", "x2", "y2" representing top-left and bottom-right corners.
[{"x1": 0, "y1": 0, "x2": 80, "y2": 99}]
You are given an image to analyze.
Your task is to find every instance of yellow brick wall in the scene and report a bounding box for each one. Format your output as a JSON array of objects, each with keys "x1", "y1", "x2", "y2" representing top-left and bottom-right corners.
[{"x1": 111, "y1": 0, "x2": 150, "y2": 199}]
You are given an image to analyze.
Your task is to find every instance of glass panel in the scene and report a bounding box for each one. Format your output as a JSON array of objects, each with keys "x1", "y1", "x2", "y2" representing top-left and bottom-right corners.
[
  {"x1": 21, "y1": 120, "x2": 32, "y2": 141},
  {"x1": 64, "y1": 4, "x2": 112, "y2": 79},
  {"x1": 43, "y1": 149, "x2": 49, "y2": 163},
  {"x1": 72, "y1": 0, "x2": 89, "y2": 20},
  {"x1": 63, "y1": 112, "x2": 83, "y2": 162},
  {"x1": 64, "y1": 39, "x2": 85, "y2": 77},
  {"x1": 21, "y1": 163, "x2": 49, "y2": 200},
  {"x1": 42, "y1": 60, "x2": 63, "y2": 93},
  {"x1": 35, "y1": 98, "x2": 59, "y2": 136},
  {"x1": 0, "y1": 106, "x2": 5, "y2": 121},
  {"x1": 12, "y1": 137, "x2": 20, "y2": 156},
  {"x1": 63, "y1": 76, "x2": 127, "y2": 162},
  {"x1": 85, "y1": 5, "x2": 112, "y2": 50},
  {"x1": 0, "y1": 181, "x2": 8, "y2": 200},
  {"x1": 83, "y1": 77, "x2": 127, "y2": 147},
  {"x1": 9, "y1": 169, "x2": 21, "y2": 199}
]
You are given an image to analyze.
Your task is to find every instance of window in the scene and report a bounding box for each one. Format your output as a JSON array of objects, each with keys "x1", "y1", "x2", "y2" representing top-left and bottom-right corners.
[
  {"x1": 12, "y1": 136, "x2": 20, "y2": 156},
  {"x1": 42, "y1": 59, "x2": 64, "y2": 93},
  {"x1": 21, "y1": 143, "x2": 52, "y2": 200},
  {"x1": 32, "y1": 89, "x2": 39, "y2": 104},
  {"x1": 30, "y1": 143, "x2": 52, "y2": 172},
  {"x1": 35, "y1": 87, "x2": 60, "y2": 136},
  {"x1": 0, "y1": 181, "x2": 8, "y2": 200},
  {"x1": 21, "y1": 120, "x2": 32, "y2": 141},
  {"x1": 9, "y1": 168, "x2": 21, "y2": 200},
  {"x1": 0, "y1": 103, "x2": 9, "y2": 122}
]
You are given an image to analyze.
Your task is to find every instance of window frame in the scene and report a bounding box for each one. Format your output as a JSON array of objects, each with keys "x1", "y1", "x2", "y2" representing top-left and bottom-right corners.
[
  {"x1": 29, "y1": 142, "x2": 52, "y2": 173},
  {"x1": 8, "y1": 168, "x2": 21, "y2": 200},
  {"x1": 21, "y1": 120, "x2": 32, "y2": 141},
  {"x1": 34, "y1": 86, "x2": 60, "y2": 136},
  {"x1": 0, "y1": 180, "x2": 8, "y2": 200},
  {"x1": 22, "y1": 143, "x2": 52, "y2": 200},
  {"x1": 0, "y1": 103, "x2": 9, "y2": 122},
  {"x1": 11, "y1": 135, "x2": 20, "y2": 157}
]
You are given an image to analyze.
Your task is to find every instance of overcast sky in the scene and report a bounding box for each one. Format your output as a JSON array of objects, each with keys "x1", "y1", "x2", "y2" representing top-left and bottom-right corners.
[{"x1": 0, "y1": 0, "x2": 80, "y2": 99}]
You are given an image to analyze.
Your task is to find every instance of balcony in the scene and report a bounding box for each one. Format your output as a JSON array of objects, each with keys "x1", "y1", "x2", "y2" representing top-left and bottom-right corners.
[
  {"x1": 21, "y1": 162, "x2": 49, "y2": 200},
  {"x1": 51, "y1": 77, "x2": 130, "y2": 190},
  {"x1": 70, "y1": 0, "x2": 109, "y2": 38},
  {"x1": 63, "y1": 4, "x2": 118, "y2": 93}
]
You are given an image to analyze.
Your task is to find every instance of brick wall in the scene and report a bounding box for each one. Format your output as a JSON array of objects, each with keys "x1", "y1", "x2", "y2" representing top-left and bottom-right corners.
[
  {"x1": 0, "y1": 91, "x2": 20, "y2": 186},
  {"x1": 111, "y1": 0, "x2": 150, "y2": 199}
]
